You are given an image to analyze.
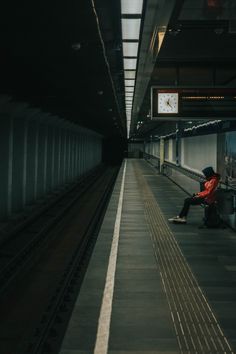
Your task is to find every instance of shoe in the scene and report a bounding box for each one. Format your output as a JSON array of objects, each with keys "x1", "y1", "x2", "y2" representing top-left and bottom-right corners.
[{"x1": 168, "y1": 216, "x2": 186, "y2": 224}]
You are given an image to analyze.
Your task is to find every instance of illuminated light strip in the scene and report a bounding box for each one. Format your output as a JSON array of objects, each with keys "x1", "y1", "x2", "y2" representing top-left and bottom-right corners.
[
  {"x1": 121, "y1": 18, "x2": 141, "y2": 40},
  {"x1": 94, "y1": 161, "x2": 127, "y2": 354},
  {"x1": 121, "y1": 0, "x2": 143, "y2": 15},
  {"x1": 182, "y1": 96, "x2": 225, "y2": 100},
  {"x1": 121, "y1": 0, "x2": 144, "y2": 138},
  {"x1": 184, "y1": 120, "x2": 222, "y2": 132}
]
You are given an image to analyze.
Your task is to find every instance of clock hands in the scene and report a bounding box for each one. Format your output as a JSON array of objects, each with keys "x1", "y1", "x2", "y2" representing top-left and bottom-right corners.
[{"x1": 166, "y1": 98, "x2": 172, "y2": 108}]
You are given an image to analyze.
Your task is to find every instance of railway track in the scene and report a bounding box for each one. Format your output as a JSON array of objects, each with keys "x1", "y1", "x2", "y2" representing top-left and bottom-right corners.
[{"x1": 0, "y1": 164, "x2": 118, "y2": 354}]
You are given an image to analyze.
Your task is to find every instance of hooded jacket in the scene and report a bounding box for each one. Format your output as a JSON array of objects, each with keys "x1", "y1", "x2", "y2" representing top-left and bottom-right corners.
[{"x1": 196, "y1": 173, "x2": 220, "y2": 204}]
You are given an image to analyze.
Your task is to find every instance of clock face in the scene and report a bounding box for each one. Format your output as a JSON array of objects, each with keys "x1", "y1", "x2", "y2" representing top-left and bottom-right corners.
[{"x1": 157, "y1": 92, "x2": 179, "y2": 114}]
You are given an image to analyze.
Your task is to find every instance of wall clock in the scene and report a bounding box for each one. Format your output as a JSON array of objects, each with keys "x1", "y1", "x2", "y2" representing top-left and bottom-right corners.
[{"x1": 157, "y1": 92, "x2": 179, "y2": 114}]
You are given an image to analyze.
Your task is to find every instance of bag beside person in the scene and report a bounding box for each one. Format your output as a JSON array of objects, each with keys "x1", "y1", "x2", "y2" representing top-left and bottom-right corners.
[{"x1": 204, "y1": 203, "x2": 222, "y2": 228}]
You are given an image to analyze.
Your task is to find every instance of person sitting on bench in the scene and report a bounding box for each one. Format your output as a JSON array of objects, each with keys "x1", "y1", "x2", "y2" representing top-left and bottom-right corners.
[{"x1": 168, "y1": 166, "x2": 220, "y2": 224}]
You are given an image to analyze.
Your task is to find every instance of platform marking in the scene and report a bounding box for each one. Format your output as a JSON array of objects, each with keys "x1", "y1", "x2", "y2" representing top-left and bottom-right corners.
[
  {"x1": 93, "y1": 160, "x2": 126, "y2": 354},
  {"x1": 135, "y1": 160, "x2": 234, "y2": 354}
]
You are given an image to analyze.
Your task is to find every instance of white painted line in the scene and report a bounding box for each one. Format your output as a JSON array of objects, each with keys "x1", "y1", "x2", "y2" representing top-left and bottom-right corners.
[{"x1": 93, "y1": 160, "x2": 127, "y2": 354}]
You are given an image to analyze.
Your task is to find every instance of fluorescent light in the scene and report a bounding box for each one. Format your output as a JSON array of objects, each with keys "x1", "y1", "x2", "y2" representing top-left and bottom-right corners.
[
  {"x1": 123, "y1": 58, "x2": 137, "y2": 70},
  {"x1": 124, "y1": 70, "x2": 136, "y2": 79},
  {"x1": 126, "y1": 94, "x2": 133, "y2": 99},
  {"x1": 125, "y1": 87, "x2": 134, "y2": 92},
  {"x1": 123, "y1": 42, "x2": 139, "y2": 57},
  {"x1": 121, "y1": 0, "x2": 143, "y2": 14},
  {"x1": 122, "y1": 19, "x2": 141, "y2": 40},
  {"x1": 125, "y1": 79, "x2": 135, "y2": 87}
]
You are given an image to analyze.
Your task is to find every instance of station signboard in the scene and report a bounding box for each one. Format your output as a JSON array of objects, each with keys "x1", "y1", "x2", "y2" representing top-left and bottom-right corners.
[{"x1": 151, "y1": 87, "x2": 236, "y2": 120}]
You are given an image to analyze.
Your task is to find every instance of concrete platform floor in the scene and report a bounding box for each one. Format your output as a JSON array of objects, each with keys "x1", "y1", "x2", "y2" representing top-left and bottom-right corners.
[{"x1": 60, "y1": 159, "x2": 236, "y2": 354}]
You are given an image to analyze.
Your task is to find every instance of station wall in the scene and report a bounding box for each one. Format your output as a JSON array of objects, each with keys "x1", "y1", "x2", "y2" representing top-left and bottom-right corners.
[
  {"x1": 144, "y1": 134, "x2": 218, "y2": 175},
  {"x1": 181, "y1": 135, "x2": 217, "y2": 174},
  {"x1": 0, "y1": 97, "x2": 102, "y2": 221},
  {"x1": 144, "y1": 131, "x2": 236, "y2": 229}
]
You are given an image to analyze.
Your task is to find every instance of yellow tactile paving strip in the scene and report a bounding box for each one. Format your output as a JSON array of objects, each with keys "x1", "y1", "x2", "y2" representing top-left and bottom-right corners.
[{"x1": 134, "y1": 161, "x2": 234, "y2": 354}]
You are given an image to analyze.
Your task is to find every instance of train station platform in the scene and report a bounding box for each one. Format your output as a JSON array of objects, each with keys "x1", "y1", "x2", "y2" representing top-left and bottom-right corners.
[{"x1": 60, "y1": 159, "x2": 236, "y2": 354}]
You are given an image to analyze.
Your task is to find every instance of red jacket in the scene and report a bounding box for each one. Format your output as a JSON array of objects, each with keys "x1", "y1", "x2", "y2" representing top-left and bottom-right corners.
[{"x1": 196, "y1": 174, "x2": 220, "y2": 204}]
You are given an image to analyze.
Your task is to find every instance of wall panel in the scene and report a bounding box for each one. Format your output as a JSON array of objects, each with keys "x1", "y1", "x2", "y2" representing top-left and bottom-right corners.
[{"x1": 0, "y1": 99, "x2": 102, "y2": 221}]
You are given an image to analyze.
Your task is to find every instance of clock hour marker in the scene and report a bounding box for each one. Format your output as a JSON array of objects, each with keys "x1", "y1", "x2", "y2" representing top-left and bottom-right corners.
[{"x1": 157, "y1": 92, "x2": 179, "y2": 114}]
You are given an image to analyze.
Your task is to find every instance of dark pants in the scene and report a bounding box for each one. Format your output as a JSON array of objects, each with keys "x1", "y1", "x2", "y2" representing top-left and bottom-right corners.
[{"x1": 179, "y1": 196, "x2": 206, "y2": 218}]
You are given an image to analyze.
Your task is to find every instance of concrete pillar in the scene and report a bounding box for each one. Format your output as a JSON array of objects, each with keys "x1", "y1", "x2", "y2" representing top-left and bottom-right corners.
[
  {"x1": 0, "y1": 117, "x2": 13, "y2": 219},
  {"x1": 43, "y1": 125, "x2": 48, "y2": 195},
  {"x1": 26, "y1": 117, "x2": 38, "y2": 205},
  {"x1": 57, "y1": 128, "x2": 62, "y2": 186},
  {"x1": 160, "y1": 138, "x2": 165, "y2": 173},
  {"x1": 80, "y1": 134, "x2": 84, "y2": 176},
  {"x1": 36, "y1": 118, "x2": 48, "y2": 199},
  {"x1": 53, "y1": 127, "x2": 60, "y2": 188},
  {"x1": 51, "y1": 127, "x2": 55, "y2": 190},
  {"x1": 62, "y1": 131, "x2": 67, "y2": 183},
  {"x1": 67, "y1": 133, "x2": 71, "y2": 182},
  {"x1": 46, "y1": 125, "x2": 53, "y2": 193},
  {"x1": 71, "y1": 134, "x2": 76, "y2": 180},
  {"x1": 22, "y1": 117, "x2": 28, "y2": 207},
  {"x1": 11, "y1": 116, "x2": 26, "y2": 212},
  {"x1": 75, "y1": 134, "x2": 80, "y2": 177}
]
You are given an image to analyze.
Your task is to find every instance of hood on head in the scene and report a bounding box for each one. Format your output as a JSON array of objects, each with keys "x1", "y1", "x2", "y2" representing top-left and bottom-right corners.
[{"x1": 202, "y1": 166, "x2": 215, "y2": 178}]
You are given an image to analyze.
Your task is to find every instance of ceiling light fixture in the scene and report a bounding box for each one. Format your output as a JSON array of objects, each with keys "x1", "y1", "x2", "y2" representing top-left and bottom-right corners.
[
  {"x1": 121, "y1": 0, "x2": 143, "y2": 15},
  {"x1": 122, "y1": 19, "x2": 141, "y2": 40},
  {"x1": 122, "y1": 42, "x2": 139, "y2": 57},
  {"x1": 124, "y1": 70, "x2": 136, "y2": 79},
  {"x1": 125, "y1": 87, "x2": 135, "y2": 93},
  {"x1": 123, "y1": 58, "x2": 137, "y2": 70},
  {"x1": 125, "y1": 79, "x2": 135, "y2": 86}
]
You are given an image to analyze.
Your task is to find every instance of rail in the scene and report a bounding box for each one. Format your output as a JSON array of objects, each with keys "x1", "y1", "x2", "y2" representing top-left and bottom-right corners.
[
  {"x1": 0, "y1": 164, "x2": 105, "y2": 247},
  {"x1": 26, "y1": 167, "x2": 118, "y2": 354},
  {"x1": 0, "y1": 165, "x2": 109, "y2": 298},
  {"x1": 0, "y1": 165, "x2": 119, "y2": 354}
]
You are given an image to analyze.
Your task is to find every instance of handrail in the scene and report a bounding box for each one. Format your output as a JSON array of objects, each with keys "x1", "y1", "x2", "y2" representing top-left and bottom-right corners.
[
  {"x1": 163, "y1": 160, "x2": 236, "y2": 191},
  {"x1": 143, "y1": 152, "x2": 160, "y2": 161},
  {"x1": 144, "y1": 153, "x2": 236, "y2": 192},
  {"x1": 163, "y1": 161, "x2": 204, "y2": 182}
]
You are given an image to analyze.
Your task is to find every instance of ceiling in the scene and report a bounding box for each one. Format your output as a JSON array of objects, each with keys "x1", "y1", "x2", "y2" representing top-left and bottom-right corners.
[
  {"x1": 132, "y1": 0, "x2": 236, "y2": 138},
  {"x1": 1, "y1": 0, "x2": 236, "y2": 141},
  {"x1": 0, "y1": 0, "x2": 126, "y2": 138}
]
